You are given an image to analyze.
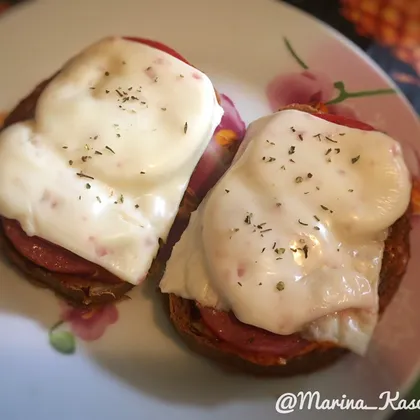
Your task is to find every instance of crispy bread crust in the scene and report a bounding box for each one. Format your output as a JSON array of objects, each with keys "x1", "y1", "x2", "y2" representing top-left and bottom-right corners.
[{"x1": 0, "y1": 224, "x2": 134, "y2": 306}]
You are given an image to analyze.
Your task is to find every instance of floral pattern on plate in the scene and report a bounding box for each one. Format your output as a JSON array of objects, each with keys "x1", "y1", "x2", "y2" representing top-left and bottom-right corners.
[
  {"x1": 49, "y1": 302, "x2": 119, "y2": 354},
  {"x1": 266, "y1": 38, "x2": 397, "y2": 122}
]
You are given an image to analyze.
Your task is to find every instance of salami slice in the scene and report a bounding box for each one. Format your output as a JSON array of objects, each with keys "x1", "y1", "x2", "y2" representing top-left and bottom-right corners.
[
  {"x1": 123, "y1": 37, "x2": 190, "y2": 65},
  {"x1": 2, "y1": 219, "x2": 121, "y2": 283},
  {"x1": 314, "y1": 113, "x2": 375, "y2": 131},
  {"x1": 198, "y1": 304, "x2": 312, "y2": 358}
]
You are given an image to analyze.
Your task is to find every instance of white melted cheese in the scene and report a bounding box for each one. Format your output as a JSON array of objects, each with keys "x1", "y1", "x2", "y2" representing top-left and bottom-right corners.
[
  {"x1": 0, "y1": 37, "x2": 223, "y2": 285},
  {"x1": 160, "y1": 110, "x2": 411, "y2": 354}
]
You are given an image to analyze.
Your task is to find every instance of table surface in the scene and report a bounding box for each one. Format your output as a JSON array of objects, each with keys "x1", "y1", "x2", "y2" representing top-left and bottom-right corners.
[{"x1": 1, "y1": 0, "x2": 419, "y2": 419}]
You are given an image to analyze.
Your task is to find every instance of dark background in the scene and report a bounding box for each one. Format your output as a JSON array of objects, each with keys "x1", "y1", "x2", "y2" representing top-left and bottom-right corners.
[{"x1": 283, "y1": 0, "x2": 371, "y2": 49}]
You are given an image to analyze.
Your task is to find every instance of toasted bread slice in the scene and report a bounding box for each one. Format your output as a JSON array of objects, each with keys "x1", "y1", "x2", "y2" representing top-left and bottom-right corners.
[
  {"x1": 163, "y1": 104, "x2": 412, "y2": 376},
  {"x1": 0, "y1": 224, "x2": 134, "y2": 306}
]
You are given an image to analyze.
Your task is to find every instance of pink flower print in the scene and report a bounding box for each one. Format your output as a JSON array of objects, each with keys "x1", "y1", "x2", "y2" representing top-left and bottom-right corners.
[
  {"x1": 160, "y1": 93, "x2": 246, "y2": 260},
  {"x1": 215, "y1": 94, "x2": 246, "y2": 146},
  {"x1": 188, "y1": 93, "x2": 246, "y2": 200},
  {"x1": 60, "y1": 302, "x2": 119, "y2": 341},
  {"x1": 266, "y1": 71, "x2": 360, "y2": 120},
  {"x1": 266, "y1": 70, "x2": 334, "y2": 111},
  {"x1": 266, "y1": 38, "x2": 396, "y2": 117}
]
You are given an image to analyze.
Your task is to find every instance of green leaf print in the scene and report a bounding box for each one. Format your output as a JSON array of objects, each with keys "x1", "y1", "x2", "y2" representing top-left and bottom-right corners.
[
  {"x1": 283, "y1": 37, "x2": 308, "y2": 70},
  {"x1": 49, "y1": 330, "x2": 76, "y2": 355},
  {"x1": 325, "y1": 81, "x2": 395, "y2": 105},
  {"x1": 283, "y1": 38, "x2": 396, "y2": 105}
]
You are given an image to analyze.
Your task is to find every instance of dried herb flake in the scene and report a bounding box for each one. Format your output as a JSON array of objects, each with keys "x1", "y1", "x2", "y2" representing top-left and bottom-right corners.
[{"x1": 276, "y1": 281, "x2": 285, "y2": 291}]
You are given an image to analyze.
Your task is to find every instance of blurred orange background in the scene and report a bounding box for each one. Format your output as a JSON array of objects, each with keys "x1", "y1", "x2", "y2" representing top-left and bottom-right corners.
[{"x1": 341, "y1": 0, "x2": 420, "y2": 75}]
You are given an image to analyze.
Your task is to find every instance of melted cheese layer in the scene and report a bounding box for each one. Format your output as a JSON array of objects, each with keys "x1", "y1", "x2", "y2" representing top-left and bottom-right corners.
[
  {"x1": 160, "y1": 110, "x2": 411, "y2": 354},
  {"x1": 0, "y1": 37, "x2": 223, "y2": 285}
]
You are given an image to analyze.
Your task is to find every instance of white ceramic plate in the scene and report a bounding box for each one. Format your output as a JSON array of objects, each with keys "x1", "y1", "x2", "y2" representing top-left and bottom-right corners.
[{"x1": 1, "y1": 1, "x2": 420, "y2": 419}]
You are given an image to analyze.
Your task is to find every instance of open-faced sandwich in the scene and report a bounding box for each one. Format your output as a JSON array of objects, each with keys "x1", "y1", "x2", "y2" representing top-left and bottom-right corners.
[
  {"x1": 0, "y1": 36, "x2": 224, "y2": 306},
  {"x1": 159, "y1": 104, "x2": 412, "y2": 376}
]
